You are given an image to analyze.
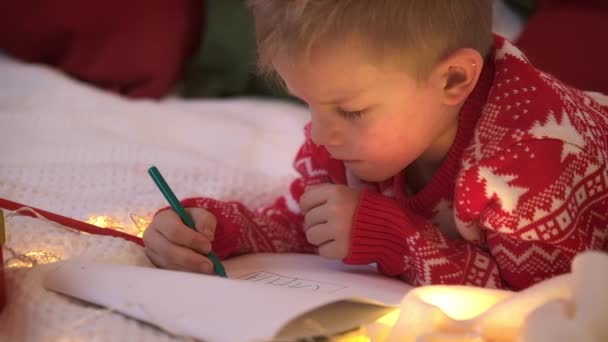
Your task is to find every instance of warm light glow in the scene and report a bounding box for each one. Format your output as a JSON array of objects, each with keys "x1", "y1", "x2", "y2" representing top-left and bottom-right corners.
[
  {"x1": 130, "y1": 213, "x2": 153, "y2": 238},
  {"x1": 338, "y1": 335, "x2": 371, "y2": 342},
  {"x1": 86, "y1": 215, "x2": 126, "y2": 230},
  {"x1": 333, "y1": 327, "x2": 372, "y2": 342},
  {"x1": 376, "y1": 309, "x2": 401, "y2": 326},
  {"x1": 86, "y1": 213, "x2": 152, "y2": 238},
  {"x1": 414, "y1": 286, "x2": 510, "y2": 321},
  {"x1": 6, "y1": 250, "x2": 60, "y2": 268}
]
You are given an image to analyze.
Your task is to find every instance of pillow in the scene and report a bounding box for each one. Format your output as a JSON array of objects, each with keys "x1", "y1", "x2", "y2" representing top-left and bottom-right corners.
[
  {"x1": 180, "y1": 0, "x2": 289, "y2": 99},
  {"x1": 0, "y1": 0, "x2": 204, "y2": 98}
]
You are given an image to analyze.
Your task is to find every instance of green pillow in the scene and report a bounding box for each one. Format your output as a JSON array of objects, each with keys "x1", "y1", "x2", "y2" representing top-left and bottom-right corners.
[
  {"x1": 504, "y1": 0, "x2": 537, "y2": 18},
  {"x1": 180, "y1": 0, "x2": 288, "y2": 99}
]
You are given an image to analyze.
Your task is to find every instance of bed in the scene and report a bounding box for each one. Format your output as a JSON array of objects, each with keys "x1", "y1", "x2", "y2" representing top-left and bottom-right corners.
[{"x1": 0, "y1": 3, "x2": 527, "y2": 341}]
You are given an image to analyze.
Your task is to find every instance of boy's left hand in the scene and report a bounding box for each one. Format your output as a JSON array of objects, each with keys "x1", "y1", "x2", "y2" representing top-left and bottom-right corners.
[{"x1": 300, "y1": 184, "x2": 361, "y2": 259}]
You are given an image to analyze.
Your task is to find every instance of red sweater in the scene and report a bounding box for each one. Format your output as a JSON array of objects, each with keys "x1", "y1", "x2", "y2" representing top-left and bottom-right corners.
[{"x1": 182, "y1": 36, "x2": 608, "y2": 290}]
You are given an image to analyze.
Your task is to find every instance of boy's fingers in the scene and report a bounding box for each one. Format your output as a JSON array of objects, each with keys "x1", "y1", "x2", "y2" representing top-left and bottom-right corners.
[
  {"x1": 317, "y1": 241, "x2": 346, "y2": 260},
  {"x1": 304, "y1": 205, "x2": 327, "y2": 231},
  {"x1": 146, "y1": 246, "x2": 169, "y2": 269},
  {"x1": 169, "y1": 247, "x2": 214, "y2": 274},
  {"x1": 148, "y1": 243, "x2": 213, "y2": 274},
  {"x1": 300, "y1": 184, "x2": 331, "y2": 213},
  {"x1": 143, "y1": 226, "x2": 168, "y2": 257},
  {"x1": 154, "y1": 212, "x2": 212, "y2": 254},
  {"x1": 146, "y1": 246, "x2": 166, "y2": 268},
  {"x1": 188, "y1": 208, "x2": 217, "y2": 241},
  {"x1": 145, "y1": 228, "x2": 213, "y2": 274},
  {"x1": 145, "y1": 230, "x2": 181, "y2": 269},
  {"x1": 305, "y1": 223, "x2": 334, "y2": 246},
  {"x1": 144, "y1": 228, "x2": 182, "y2": 261}
]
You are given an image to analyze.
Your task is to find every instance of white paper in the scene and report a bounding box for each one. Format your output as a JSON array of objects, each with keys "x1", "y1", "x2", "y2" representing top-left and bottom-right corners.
[
  {"x1": 43, "y1": 253, "x2": 412, "y2": 342},
  {"x1": 225, "y1": 253, "x2": 410, "y2": 306}
]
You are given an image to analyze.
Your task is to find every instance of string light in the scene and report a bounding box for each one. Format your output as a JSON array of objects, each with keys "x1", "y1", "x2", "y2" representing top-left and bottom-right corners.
[
  {"x1": 85, "y1": 213, "x2": 153, "y2": 238},
  {"x1": 86, "y1": 215, "x2": 126, "y2": 230},
  {"x1": 2, "y1": 211, "x2": 393, "y2": 341},
  {"x1": 6, "y1": 250, "x2": 60, "y2": 269},
  {"x1": 130, "y1": 213, "x2": 152, "y2": 238}
]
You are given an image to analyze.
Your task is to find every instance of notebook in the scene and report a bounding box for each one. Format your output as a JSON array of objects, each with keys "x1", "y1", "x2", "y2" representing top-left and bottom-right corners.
[{"x1": 44, "y1": 253, "x2": 412, "y2": 341}]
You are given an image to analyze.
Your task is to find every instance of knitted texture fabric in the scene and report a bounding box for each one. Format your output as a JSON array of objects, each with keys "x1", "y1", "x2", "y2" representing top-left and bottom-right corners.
[
  {"x1": 0, "y1": 53, "x2": 308, "y2": 341},
  {"x1": 0, "y1": 53, "x2": 308, "y2": 227},
  {"x1": 183, "y1": 36, "x2": 608, "y2": 291},
  {"x1": 0, "y1": 215, "x2": 168, "y2": 341}
]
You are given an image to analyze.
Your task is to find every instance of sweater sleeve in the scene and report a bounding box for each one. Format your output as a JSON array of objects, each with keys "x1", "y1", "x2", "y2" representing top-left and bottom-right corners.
[
  {"x1": 344, "y1": 138, "x2": 608, "y2": 290},
  {"x1": 455, "y1": 139, "x2": 608, "y2": 290},
  {"x1": 180, "y1": 134, "x2": 331, "y2": 259},
  {"x1": 343, "y1": 189, "x2": 506, "y2": 288}
]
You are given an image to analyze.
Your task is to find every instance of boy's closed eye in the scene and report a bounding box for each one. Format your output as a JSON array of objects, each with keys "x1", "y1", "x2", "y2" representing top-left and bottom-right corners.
[{"x1": 337, "y1": 107, "x2": 365, "y2": 120}]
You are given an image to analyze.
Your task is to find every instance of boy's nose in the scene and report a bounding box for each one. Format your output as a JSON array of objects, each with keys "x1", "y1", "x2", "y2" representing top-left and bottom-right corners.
[{"x1": 310, "y1": 121, "x2": 343, "y2": 147}]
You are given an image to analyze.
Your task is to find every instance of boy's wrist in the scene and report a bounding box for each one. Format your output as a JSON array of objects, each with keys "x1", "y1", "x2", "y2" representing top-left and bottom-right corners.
[{"x1": 343, "y1": 189, "x2": 411, "y2": 275}]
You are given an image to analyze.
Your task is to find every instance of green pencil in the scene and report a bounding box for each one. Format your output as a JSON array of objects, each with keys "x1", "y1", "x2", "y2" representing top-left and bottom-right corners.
[{"x1": 148, "y1": 166, "x2": 227, "y2": 277}]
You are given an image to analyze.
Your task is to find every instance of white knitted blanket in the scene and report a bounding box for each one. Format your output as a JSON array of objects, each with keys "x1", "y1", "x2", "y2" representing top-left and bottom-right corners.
[
  {"x1": 0, "y1": 53, "x2": 308, "y2": 341},
  {"x1": 1, "y1": 215, "x2": 165, "y2": 341}
]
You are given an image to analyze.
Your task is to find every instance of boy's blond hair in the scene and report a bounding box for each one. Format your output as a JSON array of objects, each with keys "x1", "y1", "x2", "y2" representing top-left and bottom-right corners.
[{"x1": 248, "y1": 0, "x2": 493, "y2": 80}]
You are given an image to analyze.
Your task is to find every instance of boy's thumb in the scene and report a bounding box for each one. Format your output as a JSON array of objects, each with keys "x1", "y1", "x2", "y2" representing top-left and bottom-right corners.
[{"x1": 188, "y1": 208, "x2": 217, "y2": 240}]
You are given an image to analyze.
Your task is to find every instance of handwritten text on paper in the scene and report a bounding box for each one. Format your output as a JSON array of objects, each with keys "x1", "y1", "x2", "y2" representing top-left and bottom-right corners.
[{"x1": 238, "y1": 271, "x2": 347, "y2": 293}]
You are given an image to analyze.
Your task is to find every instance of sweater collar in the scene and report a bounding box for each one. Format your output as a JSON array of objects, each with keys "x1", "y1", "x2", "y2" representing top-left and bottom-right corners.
[{"x1": 396, "y1": 45, "x2": 497, "y2": 212}]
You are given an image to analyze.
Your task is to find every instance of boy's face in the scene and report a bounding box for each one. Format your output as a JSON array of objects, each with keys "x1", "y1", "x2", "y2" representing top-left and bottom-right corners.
[{"x1": 274, "y1": 46, "x2": 459, "y2": 183}]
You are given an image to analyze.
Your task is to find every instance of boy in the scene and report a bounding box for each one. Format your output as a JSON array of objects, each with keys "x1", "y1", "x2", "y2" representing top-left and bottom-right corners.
[{"x1": 143, "y1": 0, "x2": 608, "y2": 290}]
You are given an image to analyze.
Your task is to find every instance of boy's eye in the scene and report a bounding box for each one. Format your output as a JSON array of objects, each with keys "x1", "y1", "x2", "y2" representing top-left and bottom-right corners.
[{"x1": 337, "y1": 108, "x2": 364, "y2": 119}]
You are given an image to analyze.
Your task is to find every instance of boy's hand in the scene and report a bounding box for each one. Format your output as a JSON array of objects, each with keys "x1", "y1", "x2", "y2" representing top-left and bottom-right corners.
[
  {"x1": 300, "y1": 184, "x2": 361, "y2": 259},
  {"x1": 142, "y1": 207, "x2": 217, "y2": 274}
]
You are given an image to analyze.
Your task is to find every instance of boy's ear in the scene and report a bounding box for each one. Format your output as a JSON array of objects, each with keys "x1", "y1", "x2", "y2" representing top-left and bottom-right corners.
[{"x1": 432, "y1": 48, "x2": 484, "y2": 106}]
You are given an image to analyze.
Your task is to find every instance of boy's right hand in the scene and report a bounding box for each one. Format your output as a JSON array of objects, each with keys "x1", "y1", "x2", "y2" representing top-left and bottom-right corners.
[{"x1": 142, "y1": 207, "x2": 217, "y2": 274}]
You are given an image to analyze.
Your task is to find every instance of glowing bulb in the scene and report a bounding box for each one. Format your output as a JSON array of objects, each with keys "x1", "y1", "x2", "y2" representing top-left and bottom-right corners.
[
  {"x1": 130, "y1": 213, "x2": 153, "y2": 238},
  {"x1": 413, "y1": 286, "x2": 510, "y2": 321},
  {"x1": 86, "y1": 215, "x2": 126, "y2": 230},
  {"x1": 376, "y1": 309, "x2": 401, "y2": 326},
  {"x1": 6, "y1": 250, "x2": 60, "y2": 269},
  {"x1": 86, "y1": 214, "x2": 145, "y2": 236},
  {"x1": 333, "y1": 327, "x2": 372, "y2": 342}
]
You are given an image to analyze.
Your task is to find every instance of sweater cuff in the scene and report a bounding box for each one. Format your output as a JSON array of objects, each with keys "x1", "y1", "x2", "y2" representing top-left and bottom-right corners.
[
  {"x1": 180, "y1": 197, "x2": 241, "y2": 260},
  {"x1": 343, "y1": 189, "x2": 412, "y2": 276}
]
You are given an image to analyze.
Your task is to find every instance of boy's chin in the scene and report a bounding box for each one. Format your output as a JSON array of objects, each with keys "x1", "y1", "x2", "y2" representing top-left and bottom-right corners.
[
  {"x1": 348, "y1": 168, "x2": 393, "y2": 184},
  {"x1": 360, "y1": 175, "x2": 392, "y2": 183}
]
